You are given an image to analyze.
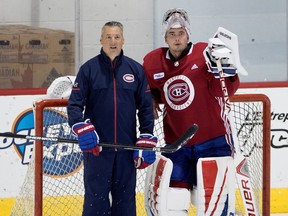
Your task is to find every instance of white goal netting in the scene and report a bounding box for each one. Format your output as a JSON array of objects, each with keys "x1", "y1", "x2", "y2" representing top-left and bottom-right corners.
[{"x1": 10, "y1": 94, "x2": 270, "y2": 216}]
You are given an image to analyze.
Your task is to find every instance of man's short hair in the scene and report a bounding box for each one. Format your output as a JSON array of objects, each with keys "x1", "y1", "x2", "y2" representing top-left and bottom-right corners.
[{"x1": 102, "y1": 21, "x2": 124, "y2": 36}]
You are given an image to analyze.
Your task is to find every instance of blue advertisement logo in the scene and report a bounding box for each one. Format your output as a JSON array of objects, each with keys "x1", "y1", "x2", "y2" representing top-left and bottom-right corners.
[{"x1": 10, "y1": 108, "x2": 83, "y2": 177}]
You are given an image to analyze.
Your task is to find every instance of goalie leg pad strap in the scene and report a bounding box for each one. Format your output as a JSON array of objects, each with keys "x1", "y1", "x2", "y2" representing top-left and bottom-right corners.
[
  {"x1": 167, "y1": 187, "x2": 190, "y2": 214},
  {"x1": 192, "y1": 156, "x2": 235, "y2": 216},
  {"x1": 144, "y1": 155, "x2": 190, "y2": 216}
]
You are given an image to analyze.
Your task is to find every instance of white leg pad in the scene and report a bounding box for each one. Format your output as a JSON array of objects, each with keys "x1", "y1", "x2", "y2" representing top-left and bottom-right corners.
[
  {"x1": 192, "y1": 156, "x2": 235, "y2": 216},
  {"x1": 145, "y1": 155, "x2": 190, "y2": 216}
]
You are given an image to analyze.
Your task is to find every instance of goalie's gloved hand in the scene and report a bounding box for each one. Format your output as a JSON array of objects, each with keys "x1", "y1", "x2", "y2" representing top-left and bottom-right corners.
[
  {"x1": 203, "y1": 38, "x2": 237, "y2": 78},
  {"x1": 72, "y1": 119, "x2": 101, "y2": 156},
  {"x1": 133, "y1": 134, "x2": 157, "y2": 169}
]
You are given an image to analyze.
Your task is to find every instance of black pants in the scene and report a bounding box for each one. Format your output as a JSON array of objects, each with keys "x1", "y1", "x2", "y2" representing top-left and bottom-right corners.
[{"x1": 82, "y1": 150, "x2": 137, "y2": 216}]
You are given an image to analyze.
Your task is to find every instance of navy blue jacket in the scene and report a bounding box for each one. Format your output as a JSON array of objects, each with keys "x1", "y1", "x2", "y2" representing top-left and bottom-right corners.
[{"x1": 67, "y1": 49, "x2": 154, "y2": 147}]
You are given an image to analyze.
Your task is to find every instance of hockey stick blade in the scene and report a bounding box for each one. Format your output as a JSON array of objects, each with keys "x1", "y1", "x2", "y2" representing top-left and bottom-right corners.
[{"x1": 0, "y1": 124, "x2": 198, "y2": 153}]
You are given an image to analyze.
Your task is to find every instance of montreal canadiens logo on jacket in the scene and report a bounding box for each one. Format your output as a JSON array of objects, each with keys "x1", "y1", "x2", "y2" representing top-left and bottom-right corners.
[{"x1": 123, "y1": 74, "x2": 135, "y2": 83}]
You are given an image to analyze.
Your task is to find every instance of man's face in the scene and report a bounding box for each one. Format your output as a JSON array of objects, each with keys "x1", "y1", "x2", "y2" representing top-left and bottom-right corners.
[
  {"x1": 100, "y1": 26, "x2": 124, "y2": 59},
  {"x1": 165, "y1": 27, "x2": 189, "y2": 56}
]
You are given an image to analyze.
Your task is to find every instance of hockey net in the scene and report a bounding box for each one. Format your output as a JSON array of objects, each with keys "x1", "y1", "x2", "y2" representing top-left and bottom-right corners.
[{"x1": 10, "y1": 94, "x2": 271, "y2": 216}]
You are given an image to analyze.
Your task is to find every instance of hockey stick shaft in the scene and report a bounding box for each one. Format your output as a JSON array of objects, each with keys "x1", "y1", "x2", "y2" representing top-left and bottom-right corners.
[
  {"x1": 216, "y1": 59, "x2": 259, "y2": 216},
  {"x1": 0, "y1": 123, "x2": 198, "y2": 153}
]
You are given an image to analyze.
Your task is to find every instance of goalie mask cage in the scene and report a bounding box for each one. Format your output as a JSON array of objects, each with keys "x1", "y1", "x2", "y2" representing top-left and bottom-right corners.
[{"x1": 10, "y1": 93, "x2": 271, "y2": 216}]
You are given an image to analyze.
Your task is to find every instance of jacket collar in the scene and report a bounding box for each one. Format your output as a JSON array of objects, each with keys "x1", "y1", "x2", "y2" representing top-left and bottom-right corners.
[{"x1": 100, "y1": 48, "x2": 124, "y2": 65}]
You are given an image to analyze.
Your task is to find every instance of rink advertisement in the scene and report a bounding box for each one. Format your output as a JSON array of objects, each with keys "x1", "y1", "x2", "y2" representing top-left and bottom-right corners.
[
  {"x1": 0, "y1": 87, "x2": 288, "y2": 213},
  {"x1": 237, "y1": 87, "x2": 288, "y2": 213}
]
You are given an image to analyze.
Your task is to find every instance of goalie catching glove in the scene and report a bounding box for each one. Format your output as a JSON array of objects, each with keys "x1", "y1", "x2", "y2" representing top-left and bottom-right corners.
[
  {"x1": 72, "y1": 119, "x2": 101, "y2": 156},
  {"x1": 133, "y1": 134, "x2": 158, "y2": 169},
  {"x1": 203, "y1": 37, "x2": 237, "y2": 78}
]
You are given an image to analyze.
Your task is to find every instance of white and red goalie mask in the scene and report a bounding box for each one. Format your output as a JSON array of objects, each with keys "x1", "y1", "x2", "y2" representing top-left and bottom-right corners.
[{"x1": 162, "y1": 8, "x2": 191, "y2": 38}]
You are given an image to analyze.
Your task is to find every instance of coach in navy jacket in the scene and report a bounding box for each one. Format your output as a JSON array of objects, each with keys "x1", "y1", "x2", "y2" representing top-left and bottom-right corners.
[
  {"x1": 67, "y1": 21, "x2": 156, "y2": 216},
  {"x1": 68, "y1": 43, "x2": 153, "y2": 147}
]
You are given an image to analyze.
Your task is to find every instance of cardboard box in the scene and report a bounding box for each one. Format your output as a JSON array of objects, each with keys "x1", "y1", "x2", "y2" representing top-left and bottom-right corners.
[
  {"x1": 31, "y1": 63, "x2": 75, "y2": 88},
  {"x1": 0, "y1": 31, "x2": 20, "y2": 63},
  {"x1": 19, "y1": 30, "x2": 49, "y2": 64},
  {"x1": 0, "y1": 25, "x2": 75, "y2": 89},
  {"x1": 0, "y1": 62, "x2": 75, "y2": 89},
  {"x1": 48, "y1": 30, "x2": 75, "y2": 63},
  {"x1": 0, "y1": 63, "x2": 31, "y2": 89},
  {"x1": 18, "y1": 28, "x2": 75, "y2": 64}
]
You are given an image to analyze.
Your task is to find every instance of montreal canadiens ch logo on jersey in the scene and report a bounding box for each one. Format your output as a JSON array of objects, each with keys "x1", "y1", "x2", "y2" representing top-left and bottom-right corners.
[{"x1": 163, "y1": 75, "x2": 195, "y2": 110}]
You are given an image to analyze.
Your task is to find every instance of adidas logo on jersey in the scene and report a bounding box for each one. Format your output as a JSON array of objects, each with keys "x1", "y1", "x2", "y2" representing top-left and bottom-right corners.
[{"x1": 191, "y1": 64, "x2": 198, "y2": 70}]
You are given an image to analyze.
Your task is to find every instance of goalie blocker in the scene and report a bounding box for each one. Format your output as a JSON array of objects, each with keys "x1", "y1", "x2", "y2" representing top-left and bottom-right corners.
[{"x1": 203, "y1": 26, "x2": 248, "y2": 78}]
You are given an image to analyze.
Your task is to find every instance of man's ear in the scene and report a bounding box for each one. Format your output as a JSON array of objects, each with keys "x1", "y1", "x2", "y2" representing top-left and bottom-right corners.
[
  {"x1": 164, "y1": 35, "x2": 168, "y2": 44},
  {"x1": 100, "y1": 36, "x2": 103, "y2": 45}
]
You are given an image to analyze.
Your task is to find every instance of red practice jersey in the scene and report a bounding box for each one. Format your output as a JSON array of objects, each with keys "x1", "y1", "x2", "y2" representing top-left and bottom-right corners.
[{"x1": 143, "y1": 42, "x2": 240, "y2": 146}]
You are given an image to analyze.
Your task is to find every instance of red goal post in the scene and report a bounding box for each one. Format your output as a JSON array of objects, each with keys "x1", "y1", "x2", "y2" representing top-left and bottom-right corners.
[{"x1": 10, "y1": 93, "x2": 271, "y2": 216}]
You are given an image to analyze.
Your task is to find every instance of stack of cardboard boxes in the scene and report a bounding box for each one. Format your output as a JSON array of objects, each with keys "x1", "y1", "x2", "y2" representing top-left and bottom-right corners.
[{"x1": 0, "y1": 25, "x2": 75, "y2": 89}]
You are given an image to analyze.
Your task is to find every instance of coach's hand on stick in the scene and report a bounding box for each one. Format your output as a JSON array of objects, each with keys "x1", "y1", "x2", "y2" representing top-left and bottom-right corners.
[
  {"x1": 133, "y1": 134, "x2": 157, "y2": 169},
  {"x1": 72, "y1": 119, "x2": 101, "y2": 156}
]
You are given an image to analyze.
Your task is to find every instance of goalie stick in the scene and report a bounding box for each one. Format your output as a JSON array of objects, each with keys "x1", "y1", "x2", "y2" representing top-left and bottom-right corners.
[
  {"x1": 0, "y1": 123, "x2": 198, "y2": 153},
  {"x1": 214, "y1": 27, "x2": 259, "y2": 216}
]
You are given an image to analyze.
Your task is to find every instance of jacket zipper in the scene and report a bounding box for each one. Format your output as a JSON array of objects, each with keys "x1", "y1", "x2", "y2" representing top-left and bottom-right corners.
[{"x1": 112, "y1": 60, "x2": 117, "y2": 150}]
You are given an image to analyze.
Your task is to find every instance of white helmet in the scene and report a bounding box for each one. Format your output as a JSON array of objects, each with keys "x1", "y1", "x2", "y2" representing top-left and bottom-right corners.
[{"x1": 162, "y1": 8, "x2": 191, "y2": 37}]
